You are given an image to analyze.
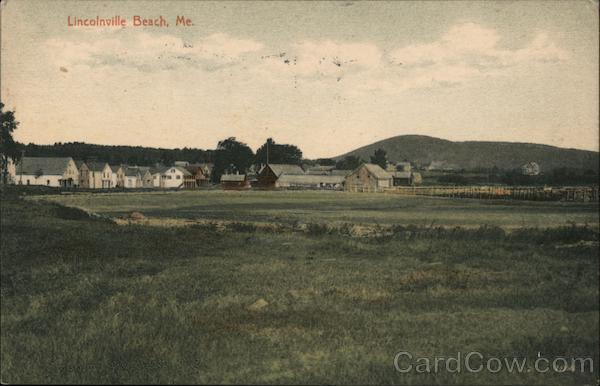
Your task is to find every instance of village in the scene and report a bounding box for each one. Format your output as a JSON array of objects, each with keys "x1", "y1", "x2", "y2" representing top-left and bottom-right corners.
[
  {"x1": 4, "y1": 155, "x2": 598, "y2": 202},
  {"x1": 3, "y1": 155, "x2": 424, "y2": 192}
]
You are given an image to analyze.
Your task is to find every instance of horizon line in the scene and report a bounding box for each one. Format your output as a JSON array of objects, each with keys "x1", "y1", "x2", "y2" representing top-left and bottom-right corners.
[{"x1": 15, "y1": 133, "x2": 600, "y2": 159}]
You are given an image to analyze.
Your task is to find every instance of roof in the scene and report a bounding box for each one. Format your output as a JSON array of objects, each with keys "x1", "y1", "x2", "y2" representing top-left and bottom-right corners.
[
  {"x1": 185, "y1": 165, "x2": 208, "y2": 176},
  {"x1": 264, "y1": 164, "x2": 305, "y2": 177},
  {"x1": 150, "y1": 166, "x2": 169, "y2": 175},
  {"x1": 87, "y1": 161, "x2": 109, "y2": 172},
  {"x1": 189, "y1": 163, "x2": 213, "y2": 172},
  {"x1": 123, "y1": 167, "x2": 141, "y2": 177},
  {"x1": 137, "y1": 166, "x2": 152, "y2": 176},
  {"x1": 109, "y1": 164, "x2": 122, "y2": 172},
  {"x1": 307, "y1": 165, "x2": 335, "y2": 172},
  {"x1": 393, "y1": 171, "x2": 411, "y2": 179},
  {"x1": 17, "y1": 157, "x2": 73, "y2": 175},
  {"x1": 278, "y1": 174, "x2": 345, "y2": 185},
  {"x1": 221, "y1": 174, "x2": 246, "y2": 182},
  {"x1": 172, "y1": 166, "x2": 192, "y2": 176},
  {"x1": 361, "y1": 163, "x2": 393, "y2": 180},
  {"x1": 75, "y1": 160, "x2": 85, "y2": 169},
  {"x1": 331, "y1": 169, "x2": 351, "y2": 176}
]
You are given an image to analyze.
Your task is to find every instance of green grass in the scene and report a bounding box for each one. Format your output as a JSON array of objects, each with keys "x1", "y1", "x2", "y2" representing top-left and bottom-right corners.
[
  {"x1": 34, "y1": 190, "x2": 599, "y2": 228},
  {"x1": 1, "y1": 189, "x2": 599, "y2": 384}
]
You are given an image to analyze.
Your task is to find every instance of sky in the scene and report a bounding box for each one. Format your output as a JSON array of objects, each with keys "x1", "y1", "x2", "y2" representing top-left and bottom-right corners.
[{"x1": 1, "y1": 0, "x2": 598, "y2": 158}]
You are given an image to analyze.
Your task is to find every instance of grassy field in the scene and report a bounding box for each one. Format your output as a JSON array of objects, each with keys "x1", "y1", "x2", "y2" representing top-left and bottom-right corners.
[
  {"x1": 1, "y1": 188, "x2": 599, "y2": 384},
  {"x1": 34, "y1": 190, "x2": 599, "y2": 228}
]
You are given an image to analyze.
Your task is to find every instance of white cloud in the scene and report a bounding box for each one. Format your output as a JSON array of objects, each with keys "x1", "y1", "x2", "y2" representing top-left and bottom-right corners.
[
  {"x1": 44, "y1": 32, "x2": 264, "y2": 72},
  {"x1": 388, "y1": 23, "x2": 569, "y2": 88},
  {"x1": 43, "y1": 22, "x2": 569, "y2": 95}
]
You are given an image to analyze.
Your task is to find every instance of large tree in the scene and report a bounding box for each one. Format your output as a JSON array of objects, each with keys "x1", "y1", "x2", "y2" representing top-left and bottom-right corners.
[
  {"x1": 255, "y1": 138, "x2": 303, "y2": 166},
  {"x1": 211, "y1": 137, "x2": 254, "y2": 183},
  {"x1": 370, "y1": 148, "x2": 387, "y2": 170},
  {"x1": 0, "y1": 102, "x2": 20, "y2": 184}
]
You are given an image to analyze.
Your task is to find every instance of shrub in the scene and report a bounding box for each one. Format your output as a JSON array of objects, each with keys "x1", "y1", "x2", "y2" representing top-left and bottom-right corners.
[
  {"x1": 306, "y1": 222, "x2": 329, "y2": 236},
  {"x1": 226, "y1": 222, "x2": 257, "y2": 233}
]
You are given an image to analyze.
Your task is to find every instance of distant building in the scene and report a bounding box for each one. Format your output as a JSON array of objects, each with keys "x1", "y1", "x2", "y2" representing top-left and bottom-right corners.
[
  {"x1": 392, "y1": 171, "x2": 412, "y2": 186},
  {"x1": 521, "y1": 162, "x2": 541, "y2": 176},
  {"x1": 76, "y1": 161, "x2": 90, "y2": 188},
  {"x1": 220, "y1": 173, "x2": 250, "y2": 190},
  {"x1": 276, "y1": 174, "x2": 345, "y2": 190},
  {"x1": 136, "y1": 167, "x2": 154, "y2": 188},
  {"x1": 174, "y1": 161, "x2": 190, "y2": 167},
  {"x1": 150, "y1": 166, "x2": 167, "y2": 188},
  {"x1": 185, "y1": 164, "x2": 210, "y2": 187},
  {"x1": 14, "y1": 157, "x2": 79, "y2": 187},
  {"x1": 426, "y1": 161, "x2": 456, "y2": 171},
  {"x1": 160, "y1": 166, "x2": 192, "y2": 189},
  {"x1": 109, "y1": 165, "x2": 121, "y2": 188},
  {"x1": 386, "y1": 161, "x2": 421, "y2": 186},
  {"x1": 120, "y1": 166, "x2": 142, "y2": 188},
  {"x1": 331, "y1": 169, "x2": 352, "y2": 176},
  {"x1": 85, "y1": 161, "x2": 113, "y2": 189},
  {"x1": 256, "y1": 164, "x2": 305, "y2": 188},
  {"x1": 344, "y1": 163, "x2": 393, "y2": 192},
  {"x1": 305, "y1": 165, "x2": 336, "y2": 175}
]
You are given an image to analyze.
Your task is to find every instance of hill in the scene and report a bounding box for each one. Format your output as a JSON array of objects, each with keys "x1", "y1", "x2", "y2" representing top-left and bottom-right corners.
[{"x1": 334, "y1": 135, "x2": 599, "y2": 172}]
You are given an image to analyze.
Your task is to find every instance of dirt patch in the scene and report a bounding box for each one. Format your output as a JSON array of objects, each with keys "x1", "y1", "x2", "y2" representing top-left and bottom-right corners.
[{"x1": 128, "y1": 211, "x2": 146, "y2": 220}]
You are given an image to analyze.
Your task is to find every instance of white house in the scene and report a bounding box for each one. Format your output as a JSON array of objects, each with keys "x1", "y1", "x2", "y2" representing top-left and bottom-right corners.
[
  {"x1": 14, "y1": 157, "x2": 79, "y2": 187},
  {"x1": 109, "y1": 165, "x2": 121, "y2": 188},
  {"x1": 160, "y1": 166, "x2": 191, "y2": 188},
  {"x1": 151, "y1": 166, "x2": 167, "y2": 187},
  {"x1": 136, "y1": 167, "x2": 153, "y2": 188},
  {"x1": 86, "y1": 161, "x2": 113, "y2": 189},
  {"x1": 118, "y1": 166, "x2": 142, "y2": 188}
]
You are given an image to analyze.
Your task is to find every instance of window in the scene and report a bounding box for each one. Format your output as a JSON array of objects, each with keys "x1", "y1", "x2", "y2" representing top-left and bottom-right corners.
[
  {"x1": 176, "y1": 175, "x2": 181, "y2": 179},
  {"x1": 47, "y1": 180, "x2": 50, "y2": 185},
  {"x1": 26, "y1": 180, "x2": 30, "y2": 185},
  {"x1": 167, "y1": 176, "x2": 172, "y2": 180}
]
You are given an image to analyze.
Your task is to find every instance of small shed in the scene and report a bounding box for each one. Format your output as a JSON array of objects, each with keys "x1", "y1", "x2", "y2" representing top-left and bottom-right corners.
[{"x1": 221, "y1": 173, "x2": 250, "y2": 190}]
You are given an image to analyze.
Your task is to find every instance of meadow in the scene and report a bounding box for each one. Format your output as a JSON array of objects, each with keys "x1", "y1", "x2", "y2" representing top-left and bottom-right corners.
[
  {"x1": 1, "y1": 188, "x2": 599, "y2": 384},
  {"x1": 34, "y1": 189, "x2": 599, "y2": 228}
]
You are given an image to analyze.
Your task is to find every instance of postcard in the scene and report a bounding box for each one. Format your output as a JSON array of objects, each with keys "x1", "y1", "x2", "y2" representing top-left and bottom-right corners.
[{"x1": 1, "y1": 1, "x2": 598, "y2": 384}]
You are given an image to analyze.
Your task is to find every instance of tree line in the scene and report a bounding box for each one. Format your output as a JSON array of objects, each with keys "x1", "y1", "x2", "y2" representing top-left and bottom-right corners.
[{"x1": 3, "y1": 102, "x2": 595, "y2": 186}]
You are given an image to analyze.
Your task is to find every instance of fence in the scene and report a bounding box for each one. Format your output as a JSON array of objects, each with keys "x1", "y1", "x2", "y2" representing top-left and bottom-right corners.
[{"x1": 385, "y1": 185, "x2": 599, "y2": 202}]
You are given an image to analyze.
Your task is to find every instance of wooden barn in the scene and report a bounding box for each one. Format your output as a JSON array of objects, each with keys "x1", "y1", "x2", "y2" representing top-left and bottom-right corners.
[
  {"x1": 344, "y1": 163, "x2": 393, "y2": 192},
  {"x1": 220, "y1": 173, "x2": 250, "y2": 190},
  {"x1": 256, "y1": 164, "x2": 305, "y2": 188}
]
